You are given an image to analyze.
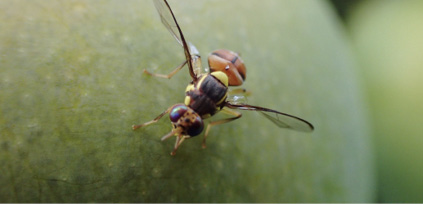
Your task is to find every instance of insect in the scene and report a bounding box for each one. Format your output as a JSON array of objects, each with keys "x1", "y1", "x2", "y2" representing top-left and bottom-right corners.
[{"x1": 133, "y1": 0, "x2": 314, "y2": 155}]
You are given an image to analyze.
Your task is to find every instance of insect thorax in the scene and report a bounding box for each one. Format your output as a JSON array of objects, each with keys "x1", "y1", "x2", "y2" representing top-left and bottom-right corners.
[{"x1": 184, "y1": 72, "x2": 229, "y2": 118}]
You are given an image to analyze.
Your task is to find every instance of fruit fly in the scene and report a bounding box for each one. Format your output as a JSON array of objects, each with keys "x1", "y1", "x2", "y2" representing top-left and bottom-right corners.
[{"x1": 133, "y1": 0, "x2": 314, "y2": 155}]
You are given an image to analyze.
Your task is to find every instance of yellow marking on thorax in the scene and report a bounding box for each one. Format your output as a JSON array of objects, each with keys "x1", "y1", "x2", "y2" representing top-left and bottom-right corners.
[
  {"x1": 184, "y1": 96, "x2": 191, "y2": 106},
  {"x1": 184, "y1": 84, "x2": 195, "y2": 106},
  {"x1": 185, "y1": 83, "x2": 194, "y2": 92},
  {"x1": 211, "y1": 71, "x2": 229, "y2": 106},
  {"x1": 211, "y1": 71, "x2": 229, "y2": 87},
  {"x1": 216, "y1": 93, "x2": 227, "y2": 106},
  {"x1": 196, "y1": 74, "x2": 208, "y2": 87}
]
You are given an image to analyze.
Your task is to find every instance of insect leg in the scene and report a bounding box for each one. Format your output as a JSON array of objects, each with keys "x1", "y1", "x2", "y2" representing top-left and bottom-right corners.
[
  {"x1": 143, "y1": 60, "x2": 188, "y2": 79},
  {"x1": 132, "y1": 106, "x2": 172, "y2": 130},
  {"x1": 202, "y1": 108, "x2": 242, "y2": 148},
  {"x1": 171, "y1": 135, "x2": 190, "y2": 156}
]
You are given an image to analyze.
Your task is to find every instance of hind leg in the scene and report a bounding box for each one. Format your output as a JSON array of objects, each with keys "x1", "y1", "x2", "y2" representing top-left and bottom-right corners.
[{"x1": 143, "y1": 60, "x2": 187, "y2": 79}]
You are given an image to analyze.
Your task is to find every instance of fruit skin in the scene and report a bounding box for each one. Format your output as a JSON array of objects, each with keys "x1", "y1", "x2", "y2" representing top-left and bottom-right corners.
[
  {"x1": 0, "y1": 0, "x2": 374, "y2": 202},
  {"x1": 348, "y1": 0, "x2": 423, "y2": 202}
]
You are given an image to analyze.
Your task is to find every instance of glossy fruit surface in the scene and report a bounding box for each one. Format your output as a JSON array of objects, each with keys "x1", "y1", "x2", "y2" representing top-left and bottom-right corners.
[{"x1": 0, "y1": 0, "x2": 374, "y2": 202}]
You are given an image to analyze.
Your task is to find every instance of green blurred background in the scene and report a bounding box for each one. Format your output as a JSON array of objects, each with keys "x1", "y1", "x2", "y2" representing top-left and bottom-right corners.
[
  {"x1": 0, "y1": 0, "x2": 421, "y2": 202},
  {"x1": 331, "y1": 0, "x2": 423, "y2": 202}
]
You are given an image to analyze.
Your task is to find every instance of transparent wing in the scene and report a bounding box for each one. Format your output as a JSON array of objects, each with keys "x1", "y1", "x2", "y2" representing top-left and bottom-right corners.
[
  {"x1": 153, "y1": 0, "x2": 182, "y2": 45},
  {"x1": 188, "y1": 42, "x2": 203, "y2": 76},
  {"x1": 225, "y1": 102, "x2": 314, "y2": 132},
  {"x1": 225, "y1": 88, "x2": 251, "y2": 105},
  {"x1": 153, "y1": 0, "x2": 200, "y2": 79}
]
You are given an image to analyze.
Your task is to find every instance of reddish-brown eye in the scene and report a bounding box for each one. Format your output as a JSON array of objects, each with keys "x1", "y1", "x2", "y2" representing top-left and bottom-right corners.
[
  {"x1": 169, "y1": 104, "x2": 188, "y2": 122},
  {"x1": 187, "y1": 116, "x2": 204, "y2": 136},
  {"x1": 208, "y1": 49, "x2": 246, "y2": 86}
]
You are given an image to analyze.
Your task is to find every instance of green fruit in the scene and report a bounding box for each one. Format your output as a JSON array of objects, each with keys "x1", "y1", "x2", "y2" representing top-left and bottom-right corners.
[
  {"x1": 348, "y1": 0, "x2": 423, "y2": 202},
  {"x1": 0, "y1": 0, "x2": 374, "y2": 202}
]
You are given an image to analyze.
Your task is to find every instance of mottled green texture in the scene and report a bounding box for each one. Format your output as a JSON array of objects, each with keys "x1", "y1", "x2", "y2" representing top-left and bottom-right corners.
[
  {"x1": 0, "y1": 0, "x2": 374, "y2": 202},
  {"x1": 348, "y1": 0, "x2": 423, "y2": 202}
]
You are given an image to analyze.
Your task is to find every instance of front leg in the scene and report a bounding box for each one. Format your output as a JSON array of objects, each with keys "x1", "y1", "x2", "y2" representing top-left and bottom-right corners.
[
  {"x1": 170, "y1": 135, "x2": 191, "y2": 156},
  {"x1": 132, "y1": 106, "x2": 172, "y2": 130}
]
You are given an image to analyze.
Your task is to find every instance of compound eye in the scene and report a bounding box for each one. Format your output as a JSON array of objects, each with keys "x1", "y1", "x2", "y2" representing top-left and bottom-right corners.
[
  {"x1": 169, "y1": 104, "x2": 188, "y2": 122},
  {"x1": 187, "y1": 116, "x2": 204, "y2": 136}
]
